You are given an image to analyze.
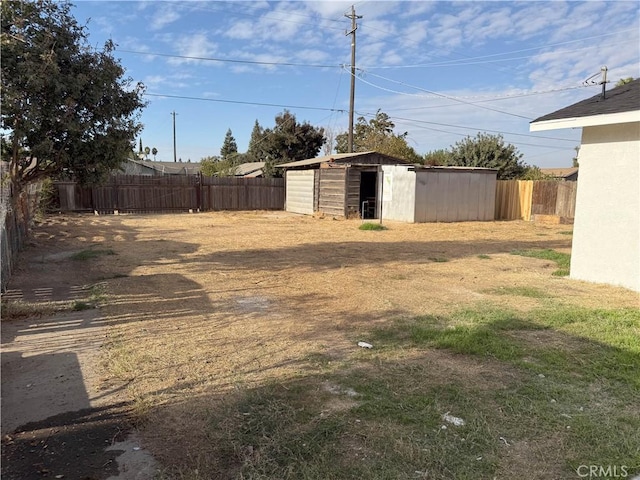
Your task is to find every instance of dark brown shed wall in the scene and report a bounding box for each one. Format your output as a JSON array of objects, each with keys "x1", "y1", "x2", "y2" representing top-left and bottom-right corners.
[{"x1": 318, "y1": 168, "x2": 347, "y2": 216}]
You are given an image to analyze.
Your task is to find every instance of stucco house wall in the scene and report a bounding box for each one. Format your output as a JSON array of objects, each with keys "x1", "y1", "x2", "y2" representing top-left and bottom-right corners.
[
  {"x1": 570, "y1": 122, "x2": 640, "y2": 291},
  {"x1": 530, "y1": 79, "x2": 640, "y2": 292}
]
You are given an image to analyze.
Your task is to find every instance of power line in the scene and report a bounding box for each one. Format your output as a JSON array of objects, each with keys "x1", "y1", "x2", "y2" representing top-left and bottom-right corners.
[
  {"x1": 144, "y1": 92, "x2": 346, "y2": 113},
  {"x1": 354, "y1": 109, "x2": 577, "y2": 143},
  {"x1": 116, "y1": 49, "x2": 341, "y2": 69},
  {"x1": 350, "y1": 70, "x2": 588, "y2": 121},
  {"x1": 143, "y1": 93, "x2": 575, "y2": 144},
  {"x1": 354, "y1": 69, "x2": 533, "y2": 120},
  {"x1": 383, "y1": 85, "x2": 589, "y2": 109},
  {"x1": 373, "y1": 114, "x2": 576, "y2": 151}
]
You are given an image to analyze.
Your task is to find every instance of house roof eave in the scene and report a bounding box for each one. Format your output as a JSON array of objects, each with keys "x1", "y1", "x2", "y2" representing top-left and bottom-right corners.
[{"x1": 530, "y1": 110, "x2": 640, "y2": 132}]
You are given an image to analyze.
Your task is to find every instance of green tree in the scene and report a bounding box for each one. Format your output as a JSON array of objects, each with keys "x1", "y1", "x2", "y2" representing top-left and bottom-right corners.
[
  {"x1": 519, "y1": 165, "x2": 552, "y2": 180},
  {"x1": 246, "y1": 120, "x2": 265, "y2": 162},
  {"x1": 1, "y1": 0, "x2": 146, "y2": 192},
  {"x1": 200, "y1": 156, "x2": 236, "y2": 177},
  {"x1": 220, "y1": 128, "x2": 238, "y2": 161},
  {"x1": 260, "y1": 110, "x2": 325, "y2": 177},
  {"x1": 151, "y1": 147, "x2": 158, "y2": 161},
  {"x1": 616, "y1": 77, "x2": 634, "y2": 87},
  {"x1": 144, "y1": 146, "x2": 150, "y2": 160},
  {"x1": 447, "y1": 133, "x2": 527, "y2": 180},
  {"x1": 423, "y1": 149, "x2": 452, "y2": 166},
  {"x1": 335, "y1": 110, "x2": 421, "y2": 162}
]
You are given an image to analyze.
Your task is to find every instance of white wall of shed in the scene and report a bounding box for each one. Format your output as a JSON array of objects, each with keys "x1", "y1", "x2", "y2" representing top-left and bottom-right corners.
[
  {"x1": 285, "y1": 170, "x2": 315, "y2": 215},
  {"x1": 570, "y1": 122, "x2": 640, "y2": 292},
  {"x1": 381, "y1": 165, "x2": 416, "y2": 222}
]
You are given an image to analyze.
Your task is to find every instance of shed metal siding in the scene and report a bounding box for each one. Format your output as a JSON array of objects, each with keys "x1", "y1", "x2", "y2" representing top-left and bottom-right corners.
[
  {"x1": 418, "y1": 170, "x2": 497, "y2": 222},
  {"x1": 285, "y1": 170, "x2": 315, "y2": 214},
  {"x1": 384, "y1": 166, "x2": 497, "y2": 222},
  {"x1": 318, "y1": 168, "x2": 347, "y2": 216}
]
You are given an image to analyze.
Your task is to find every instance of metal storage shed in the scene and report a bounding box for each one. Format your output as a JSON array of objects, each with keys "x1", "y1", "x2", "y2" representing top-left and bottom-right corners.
[
  {"x1": 279, "y1": 152, "x2": 409, "y2": 218},
  {"x1": 381, "y1": 165, "x2": 497, "y2": 223}
]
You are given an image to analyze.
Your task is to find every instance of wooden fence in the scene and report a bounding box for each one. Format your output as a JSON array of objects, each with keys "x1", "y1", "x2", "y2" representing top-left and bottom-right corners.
[
  {"x1": 1, "y1": 182, "x2": 43, "y2": 292},
  {"x1": 495, "y1": 180, "x2": 577, "y2": 221},
  {"x1": 495, "y1": 180, "x2": 534, "y2": 221},
  {"x1": 55, "y1": 175, "x2": 285, "y2": 213}
]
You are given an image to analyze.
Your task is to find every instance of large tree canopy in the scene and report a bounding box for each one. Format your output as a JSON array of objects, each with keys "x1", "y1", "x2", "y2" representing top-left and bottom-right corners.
[
  {"x1": 258, "y1": 111, "x2": 325, "y2": 177},
  {"x1": 335, "y1": 110, "x2": 421, "y2": 162},
  {"x1": 447, "y1": 133, "x2": 528, "y2": 180},
  {"x1": 1, "y1": 0, "x2": 146, "y2": 191}
]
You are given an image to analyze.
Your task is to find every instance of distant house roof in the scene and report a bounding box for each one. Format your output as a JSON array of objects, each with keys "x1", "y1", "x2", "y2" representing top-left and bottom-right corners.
[
  {"x1": 540, "y1": 167, "x2": 579, "y2": 180},
  {"x1": 233, "y1": 162, "x2": 265, "y2": 177},
  {"x1": 530, "y1": 79, "x2": 640, "y2": 131},
  {"x1": 126, "y1": 158, "x2": 201, "y2": 175},
  {"x1": 277, "y1": 151, "x2": 409, "y2": 168}
]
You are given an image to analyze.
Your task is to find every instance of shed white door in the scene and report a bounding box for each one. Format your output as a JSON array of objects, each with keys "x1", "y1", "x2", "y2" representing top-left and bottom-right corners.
[{"x1": 286, "y1": 170, "x2": 315, "y2": 214}]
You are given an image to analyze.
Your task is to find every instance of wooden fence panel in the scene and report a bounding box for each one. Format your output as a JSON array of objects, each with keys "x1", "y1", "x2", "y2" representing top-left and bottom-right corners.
[
  {"x1": 555, "y1": 181, "x2": 577, "y2": 218},
  {"x1": 495, "y1": 179, "x2": 576, "y2": 221},
  {"x1": 495, "y1": 180, "x2": 533, "y2": 221},
  {"x1": 55, "y1": 175, "x2": 284, "y2": 213},
  {"x1": 531, "y1": 181, "x2": 559, "y2": 215}
]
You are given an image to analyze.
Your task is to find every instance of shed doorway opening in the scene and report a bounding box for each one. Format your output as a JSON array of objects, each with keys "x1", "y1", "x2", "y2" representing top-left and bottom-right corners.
[{"x1": 359, "y1": 171, "x2": 378, "y2": 219}]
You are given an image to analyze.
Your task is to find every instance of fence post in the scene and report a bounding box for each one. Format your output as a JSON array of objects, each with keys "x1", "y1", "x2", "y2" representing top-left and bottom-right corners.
[{"x1": 197, "y1": 173, "x2": 202, "y2": 212}]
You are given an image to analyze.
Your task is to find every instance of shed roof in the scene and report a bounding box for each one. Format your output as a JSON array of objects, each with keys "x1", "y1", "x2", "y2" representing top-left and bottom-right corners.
[
  {"x1": 530, "y1": 79, "x2": 640, "y2": 131},
  {"x1": 388, "y1": 165, "x2": 498, "y2": 174},
  {"x1": 277, "y1": 151, "x2": 408, "y2": 168}
]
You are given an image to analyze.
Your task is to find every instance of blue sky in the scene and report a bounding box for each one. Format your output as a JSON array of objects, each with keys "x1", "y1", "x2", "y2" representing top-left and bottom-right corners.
[{"x1": 72, "y1": 1, "x2": 640, "y2": 167}]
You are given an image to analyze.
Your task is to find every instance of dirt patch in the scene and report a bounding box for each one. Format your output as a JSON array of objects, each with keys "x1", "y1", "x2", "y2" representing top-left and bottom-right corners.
[{"x1": 496, "y1": 434, "x2": 568, "y2": 480}]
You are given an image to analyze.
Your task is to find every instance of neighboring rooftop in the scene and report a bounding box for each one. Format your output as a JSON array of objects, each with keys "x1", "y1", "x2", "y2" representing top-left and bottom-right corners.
[
  {"x1": 127, "y1": 158, "x2": 201, "y2": 175},
  {"x1": 540, "y1": 167, "x2": 579, "y2": 180},
  {"x1": 233, "y1": 162, "x2": 265, "y2": 177}
]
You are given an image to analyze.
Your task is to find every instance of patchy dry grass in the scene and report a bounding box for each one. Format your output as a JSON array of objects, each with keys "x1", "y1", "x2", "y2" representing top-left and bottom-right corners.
[
  {"x1": 10, "y1": 212, "x2": 639, "y2": 479},
  {"x1": 1, "y1": 299, "x2": 77, "y2": 319},
  {"x1": 148, "y1": 305, "x2": 640, "y2": 479},
  {"x1": 511, "y1": 248, "x2": 571, "y2": 276}
]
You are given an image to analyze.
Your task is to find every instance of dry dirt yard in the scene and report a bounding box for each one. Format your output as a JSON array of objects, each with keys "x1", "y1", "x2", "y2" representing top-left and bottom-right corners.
[{"x1": 2, "y1": 211, "x2": 638, "y2": 479}]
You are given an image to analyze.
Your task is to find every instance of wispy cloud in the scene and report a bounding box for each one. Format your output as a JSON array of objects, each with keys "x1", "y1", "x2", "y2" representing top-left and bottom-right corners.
[
  {"x1": 150, "y1": 4, "x2": 182, "y2": 31},
  {"x1": 143, "y1": 73, "x2": 192, "y2": 90},
  {"x1": 167, "y1": 32, "x2": 218, "y2": 65}
]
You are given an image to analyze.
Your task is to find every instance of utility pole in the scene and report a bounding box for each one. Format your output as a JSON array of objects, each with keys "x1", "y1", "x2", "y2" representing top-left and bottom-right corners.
[
  {"x1": 345, "y1": 5, "x2": 361, "y2": 153},
  {"x1": 171, "y1": 111, "x2": 178, "y2": 162}
]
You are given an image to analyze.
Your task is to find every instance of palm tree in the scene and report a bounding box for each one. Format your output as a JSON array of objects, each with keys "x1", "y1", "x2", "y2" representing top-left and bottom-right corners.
[{"x1": 152, "y1": 147, "x2": 158, "y2": 161}]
